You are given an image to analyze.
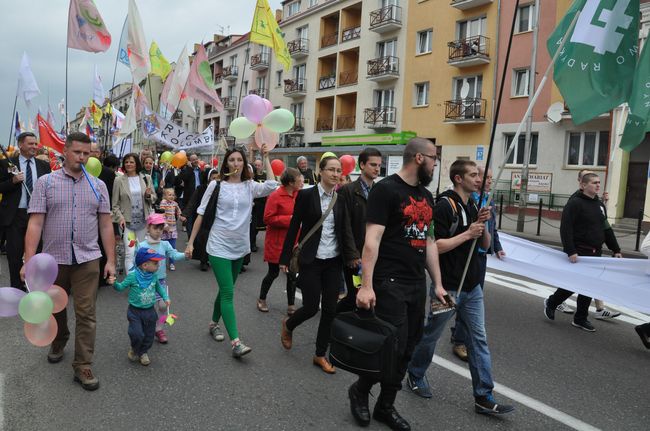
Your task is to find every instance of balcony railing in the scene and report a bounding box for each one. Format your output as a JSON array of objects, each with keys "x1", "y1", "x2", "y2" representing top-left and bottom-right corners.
[
  {"x1": 222, "y1": 65, "x2": 239, "y2": 81},
  {"x1": 316, "y1": 117, "x2": 333, "y2": 132},
  {"x1": 288, "y1": 38, "x2": 309, "y2": 58},
  {"x1": 447, "y1": 35, "x2": 490, "y2": 66},
  {"x1": 319, "y1": 74, "x2": 336, "y2": 90},
  {"x1": 222, "y1": 97, "x2": 237, "y2": 110},
  {"x1": 321, "y1": 32, "x2": 338, "y2": 48},
  {"x1": 290, "y1": 117, "x2": 305, "y2": 133},
  {"x1": 249, "y1": 88, "x2": 268, "y2": 99},
  {"x1": 367, "y1": 56, "x2": 399, "y2": 80},
  {"x1": 364, "y1": 107, "x2": 397, "y2": 128},
  {"x1": 444, "y1": 98, "x2": 487, "y2": 122},
  {"x1": 341, "y1": 26, "x2": 361, "y2": 42},
  {"x1": 250, "y1": 53, "x2": 270, "y2": 70},
  {"x1": 339, "y1": 70, "x2": 358, "y2": 86},
  {"x1": 218, "y1": 127, "x2": 230, "y2": 137},
  {"x1": 214, "y1": 74, "x2": 223, "y2": 85},
  {"x1": 284, "y1": 78, "x2": 307, "y2": 96},
  {"x1": 336, "y1": 115, "x2": 356, "y2": 130},
  {"x1": 369, "y1": 5, "x2": 402, "y2": 33}
]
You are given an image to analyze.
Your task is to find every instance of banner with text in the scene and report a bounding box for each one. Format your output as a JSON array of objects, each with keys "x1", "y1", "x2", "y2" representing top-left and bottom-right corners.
[{"x1": 142, "y1": 111, "x2": 214, "y2": 150}]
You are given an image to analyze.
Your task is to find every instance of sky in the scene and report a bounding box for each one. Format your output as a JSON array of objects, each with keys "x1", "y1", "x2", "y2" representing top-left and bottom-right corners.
[{"x1": 1, "y1": 0, "x2": 283, "y2": 144}]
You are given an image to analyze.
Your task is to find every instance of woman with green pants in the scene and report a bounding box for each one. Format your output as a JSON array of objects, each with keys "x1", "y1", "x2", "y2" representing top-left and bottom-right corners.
[{"x1": 185, "y1": 144, "x2": 277, "y2": 357}]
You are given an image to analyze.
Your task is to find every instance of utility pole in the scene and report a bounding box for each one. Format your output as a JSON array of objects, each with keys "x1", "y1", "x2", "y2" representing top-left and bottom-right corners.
[{"x1": 516, "y1": 0, "x2": 540, "y2": 232}]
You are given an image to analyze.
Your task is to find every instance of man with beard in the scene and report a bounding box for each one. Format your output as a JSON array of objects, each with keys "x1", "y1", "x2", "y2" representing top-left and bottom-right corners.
[
  {"x1": 406, "y1": 160, "x2": 514, "y2": 416},
  {"x1": 351, "y1": 138, "x2": 445, "y2": 430}
]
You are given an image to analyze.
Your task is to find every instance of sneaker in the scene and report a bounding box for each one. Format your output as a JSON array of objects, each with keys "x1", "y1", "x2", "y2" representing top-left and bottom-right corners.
[
  {"x1": 543, "y1": 298, "x2": 555, "y2": 321},
  {"x1": 594, "y1": 308, "x2": 621, "y2": 320},
  {"x1": 406, "y1": 373, "x2": 433, "y2": 398},
  {"x1": 475, "y1": 396, "x2": 515, "y2": 415},
  {"x1": 452, "y1": 344, "x2": 468, "y2": 362},
  {"x1": 140, "y1": 353, "x2": 151, "y2": 366},
  {"x1": 47, "y1": 345, "x2": 64, "y2": 363},
  {"x1": 127, "y1": 348, "x2": 140, "y2": 362},
  {"x1": 556, "y1": 302, "x2": 575, "y2": 314},
  {"x1": 232, "y1": 342, "x2": 252, "y2": 358},
  {"x1": 73, "y1": 368, "x2": 100, "y2": 391},
  {"x1": 572, "y1": 320, "x2": 596, "y2": 332},
  {"x1": 209, "y1": 324, "x2": 225, "y2": 342},
  {"x1": 155, "y1": 330, "x2": 168, "y2": 344},
  {"x1": 169, "y1": 263, "x2": 176, "y2": 271}
]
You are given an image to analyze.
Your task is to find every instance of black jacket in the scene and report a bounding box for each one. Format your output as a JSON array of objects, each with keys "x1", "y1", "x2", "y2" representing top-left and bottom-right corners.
[
  {"x1": 560, "y1": 191, "x2": 620, "y2": 256},
  {"x1": 0, "y1": 156, "x2": 51, "y2": 226},
  {"x1": 339, "y1": 178, "x2": 369, "y2": 261},
  {"x1": 175, "y1": 165, "x2": 203, "y2": 208},
  {"x1": 98, "y1": 166, "x2": 116, "y2": 206}
]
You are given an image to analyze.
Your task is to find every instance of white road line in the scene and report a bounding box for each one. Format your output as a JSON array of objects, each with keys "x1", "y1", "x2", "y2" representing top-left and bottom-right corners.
[
  {"x1": 432, "y1": 356, "x2": 602, "y2": 431},
  {"x1": 0, "y1": 372, "x2": 4, "y2": 431}
]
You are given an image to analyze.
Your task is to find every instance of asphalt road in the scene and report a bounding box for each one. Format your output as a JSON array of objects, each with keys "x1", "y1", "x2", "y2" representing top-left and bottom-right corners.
[{"x1": 1, "y1": 234, "x2": 649, "y2": 431}]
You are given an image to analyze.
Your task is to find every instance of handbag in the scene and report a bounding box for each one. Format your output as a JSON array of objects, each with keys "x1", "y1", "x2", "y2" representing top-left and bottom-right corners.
[
  {"x1": 288, "y1": 191, "x2": 337, "y2": 274},
  {"x1": 192, "y1": 181, "x2": 221, "y2": 260},
  {"x1": 329, "y1": 308, "x2": 398, "y2": 379}
]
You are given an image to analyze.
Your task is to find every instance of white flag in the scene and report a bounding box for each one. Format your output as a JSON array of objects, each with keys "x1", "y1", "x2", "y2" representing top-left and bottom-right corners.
[
  {"x1": 162, "y1": 46, "x2": 194, "y2": 116},
  {"x1": 93, "y1": 65, "x2": 106, "y2": 105},
  {"x1": 17, "y1": 52, "x2": 40, "y2": 106},
  {"x1": 58, "y1": 98, "x2": 65, "y2": 115},
  {"x1": 112, "y1": 107, "x2": 126, "y2": 131},
  {"x1": 118, "y1": 16, "x2": 130, "y2": 67},
  {"x1": 127, "y1": 0, "x2": 150, "y2": 84}
]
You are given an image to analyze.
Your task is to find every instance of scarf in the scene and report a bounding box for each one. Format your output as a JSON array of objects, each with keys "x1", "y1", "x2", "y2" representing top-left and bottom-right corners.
[{"x1": 134, "y1": 267, "x2": 155, "y2": 289}]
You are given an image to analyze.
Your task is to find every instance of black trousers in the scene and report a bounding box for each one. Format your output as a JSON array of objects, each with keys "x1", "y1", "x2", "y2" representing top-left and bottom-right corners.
[
  {"x1": 357, "y1": 277, "x2": 426, "y2": 406},
  {"x1": 5, "y1": 209, "x2": 28, "y2": 291},
  {"x1": 286, "y1": 256, "x2": 342, "y2": 357},
  {"x1": 336, "y1": 265, "x2": 358, "y2": 313},
  {"x1": 259, "y1": 262, "x2": 296, "y2": 306}
]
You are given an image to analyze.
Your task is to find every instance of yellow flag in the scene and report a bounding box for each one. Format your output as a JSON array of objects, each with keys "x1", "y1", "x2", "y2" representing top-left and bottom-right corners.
[
  {"x1": 149, "y1": 41, "x2": 172, "y2": 80},
  {"x1": 90, "y1": 101, "x2": 103, "y2": 125},
  {"x1": 104, "y1": 101, "x2": 112, "y2": 116},
  {"x1": 250, "y1": 0, "x2": 291, "y2": 70}
]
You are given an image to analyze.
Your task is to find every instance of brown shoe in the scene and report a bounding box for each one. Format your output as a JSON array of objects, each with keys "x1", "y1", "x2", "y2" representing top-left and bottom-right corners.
[
  {"x1": 73, "y1": 367, "x2": 100, "y2": 391},
  {"x1": 257, "y1": 299, "x2": 269, "y2": 312},
  {"x1": 313, "y1": 356, "x2": 336, "y2": 374},
  {"x1": 47, "y1": 345, "x2": 64, "y2": 363},
  {"x1": 452, "y1": 344, "x2": 468, "y2": 362},
  {"x1": 281, "y1": 318, "x2": 292, "y2": 350}
]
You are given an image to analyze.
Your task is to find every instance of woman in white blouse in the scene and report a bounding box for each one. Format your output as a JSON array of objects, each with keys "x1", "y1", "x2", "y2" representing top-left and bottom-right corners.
[{"x1": 185, "y1": 144, "x2": 277, "y2": 358}]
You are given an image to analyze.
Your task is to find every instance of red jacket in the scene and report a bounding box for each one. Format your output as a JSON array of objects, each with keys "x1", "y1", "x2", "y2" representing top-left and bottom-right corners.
[{"x1": 263, "y1": 186, "x2": 298, "y2": 263}]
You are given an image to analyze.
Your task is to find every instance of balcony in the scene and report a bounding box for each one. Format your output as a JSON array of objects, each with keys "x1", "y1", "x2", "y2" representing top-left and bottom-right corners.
[
  {"x1": 447, "y1": 35, "x2": 491, "y2": 67},
  {"x1": 288, "y1": 38, "x2": 309, "y2": 59},
  {"x1": 250, "y1": 53, "x2": 270, "y2": 71},
  {"x1": 339, "y1": 70, "x2": 358, "y2": 86},
  {"x1": 336, "y1": 115, "x2": 356, "y2": 130},
  {"x1": 316, "y1": 118, "x2": 333, "y2": 132},
  {"x1": 222, "y1": 65, "x2": 238, "y2": 81},
  {"x1": 321, "y1": 33, "x2": 338, "y2": 48},
  {"x1": 284, "y1": 78, "x2": 307, "y2": 97},
  {"x1": 249, "y1": 88, "x2": 268, "y2": 99},
  {"x1": 369, "y1": 5, "x2": 402, "y2": 33},
  {"x1": 214, "y1": 74, "x2": 223, "y2": 86},
  {"x1": 451, "y1": 0, "x2": 494, "y2": 11},
  {"x1": 341, "y1": 26, "x2": 361, "y2": 43},
  {"x1": 444, "y1": 98, "x2": 487, "y2": 124},
  {"x1": 364, "y1": 107, "x2": 396, "y2": 129},
  {"x1": 319, "y1": 74, "x2": 336, "y2": 90},
  {"x1": 218, "y1": 127, "x2": 230, "y2": 137},
  {"x1": 367, "y1": 56, "x2": 399, "y2": 82},
  {"x1": 222, "y1": 97, "x2": 237, "y2": 111}
]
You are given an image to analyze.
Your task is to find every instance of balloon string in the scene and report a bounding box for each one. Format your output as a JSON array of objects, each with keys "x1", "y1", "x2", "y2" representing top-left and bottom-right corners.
[
  {"x1": 80, "y1": 164, "x2": 101, "y2": 202},
  {"x1": 24, "y1": 281, "x2": 31, "y2": 293}
]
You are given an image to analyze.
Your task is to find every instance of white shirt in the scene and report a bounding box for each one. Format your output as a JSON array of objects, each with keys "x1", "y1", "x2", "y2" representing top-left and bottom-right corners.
[
  {"x1": 315, "y1": 183, "x2": 339, "y2": 259},
  {"x1": 18, "y1": 154, "x2": 37, "y2": 209},
  {"x1": 198, "y1": 179, "x2": 278, "y2": 259}
]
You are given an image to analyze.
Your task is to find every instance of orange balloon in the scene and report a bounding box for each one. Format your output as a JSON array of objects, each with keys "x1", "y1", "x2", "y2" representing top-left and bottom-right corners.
[
  {"x1": 46, "y1": 285, "x2": 68, "y2": 313},
  {"x1": 24, "y1": 315, "x2": 58, "y2": 347},
  {"x1": 171, "y1": 152, "x2": 188, "y2": 168}
]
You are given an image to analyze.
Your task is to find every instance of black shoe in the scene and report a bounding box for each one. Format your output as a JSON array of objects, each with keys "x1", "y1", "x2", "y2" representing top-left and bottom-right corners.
[
  {"x1": 252, "y1": 245, "x2": 258, "y2": 252},
  {"x1": 240, "y1": 266, "x2": 247, "y2": 273},
  {"x1": 634, "y1": 325, "x2": 650, "y2": 349},
  {"x1": 571, "y1": 319, "x2": 596, "y2": 332},
  {"x1": 47, "y1": 345, "x2": 64, "y2": 363},
  {"x1": 543, "y1": 298, "x2": 555, "y2": 321},
  {"x1": 474, "y1": 396, "x2": 515, "y2": 415},
  {"x1": 373, "y1": 404, "x2": 410, "y2": 431},
  {"x1": 200, "y1": 262, "x2": 209, "y2": 272},
  {"x1": 348, "y1": 383, "x2": 370, "y2": 427}
]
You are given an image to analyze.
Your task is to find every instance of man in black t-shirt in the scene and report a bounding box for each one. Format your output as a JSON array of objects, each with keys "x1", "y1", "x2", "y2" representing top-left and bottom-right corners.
[
  {"x1": 406, "y1": 159, "x2": 514, "y2": 416},
  {"x1": 350, "y1": 138, "x2": 445, "y2": 430}
]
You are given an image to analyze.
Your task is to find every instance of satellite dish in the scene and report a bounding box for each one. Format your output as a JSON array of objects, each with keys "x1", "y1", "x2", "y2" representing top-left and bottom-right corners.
[
  {"x1": 546, "y1": 102, "x2": 564, "y2": 123},
  {"x1": 460, "y1": 81, "x2": 470, "y2": 99}
]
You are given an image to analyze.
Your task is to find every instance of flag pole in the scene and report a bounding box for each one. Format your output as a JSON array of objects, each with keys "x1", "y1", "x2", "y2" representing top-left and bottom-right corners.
[
  {"x1": 235, "y1": 40, "x2": 251, "y2": 119},
  {"x1": 65, "y1": 47, "x2": 69, "y2": 135},
  {"x1": 5, "y1": 93, "x2": 18, "y2": 151}
]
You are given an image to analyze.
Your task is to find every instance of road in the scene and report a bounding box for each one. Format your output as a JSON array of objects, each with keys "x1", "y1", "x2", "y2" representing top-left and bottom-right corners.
[{"x1": 0, "y1": 234, "x2": 649, "y2": 431}]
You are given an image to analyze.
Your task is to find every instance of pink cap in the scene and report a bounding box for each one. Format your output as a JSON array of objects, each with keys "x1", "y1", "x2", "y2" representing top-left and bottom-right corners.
[{"x1": 146, "y1": 213, "x2": 166, "y2": 225}]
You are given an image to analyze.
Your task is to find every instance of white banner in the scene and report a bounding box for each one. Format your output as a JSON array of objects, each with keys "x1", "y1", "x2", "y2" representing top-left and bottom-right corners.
[
  {"x1": 488, "y1": 233, "x2": 650, "y2": 314},
  {"x1": 142, "y1": 110, "x2": 213, "y2": 150}
]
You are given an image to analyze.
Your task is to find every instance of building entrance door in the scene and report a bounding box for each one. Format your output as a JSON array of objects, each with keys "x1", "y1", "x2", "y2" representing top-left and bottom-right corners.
[{"x1": 623, "y1": 162, "x2": 648, "y2": 218}]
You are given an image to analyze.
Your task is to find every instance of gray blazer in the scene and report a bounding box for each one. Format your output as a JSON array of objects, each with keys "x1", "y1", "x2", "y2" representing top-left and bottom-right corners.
[{"x1": 111, "y1": 172, "x2": 157, "y2": 224}]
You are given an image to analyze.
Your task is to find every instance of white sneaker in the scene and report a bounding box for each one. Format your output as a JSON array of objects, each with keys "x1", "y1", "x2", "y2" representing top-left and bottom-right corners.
[
  {"x1": 556, "y1": 302, "x2": 575, "y2": 314},
  {"x1": 594, "y1": 308, "x2": 621, "y2": 320}
]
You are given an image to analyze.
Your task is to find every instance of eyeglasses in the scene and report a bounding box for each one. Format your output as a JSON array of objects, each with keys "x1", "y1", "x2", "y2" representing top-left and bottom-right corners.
[
  {"x1": 322, "y1": 168, "x2": 343, "y2": 174},
  {"x1": 420, "y1": 154, "x2": 437, "y2": 161}
]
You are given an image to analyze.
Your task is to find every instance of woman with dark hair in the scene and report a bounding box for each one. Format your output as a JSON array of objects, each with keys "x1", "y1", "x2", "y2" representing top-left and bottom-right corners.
[
  {"x1": 112, "y1": 153, "x2": 156, "y2": 270},
  {"x1": 257, "y1": 167, "x2": 304, "y2": 314},
  {"x1": 185, "y1": 145, "x2": 277, "y2": 358},
  {"x1": 141, "y1": 155, "x2": 162, "y2": 203},
  {"x1": 279, "y1": 156, "x2": 352, "y2": 374}
]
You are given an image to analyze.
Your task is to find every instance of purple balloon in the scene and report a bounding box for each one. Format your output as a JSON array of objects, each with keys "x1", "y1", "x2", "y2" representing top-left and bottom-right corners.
[
  {"x1": 0, "y1": 287, "x2": 27, "y2": 317},
  {"x1": 241, "y1": 94, "x2": 267, "y2": 124},
  {"x1": 262, "y1": 98, "x2": 273, "y2": 115},
  {"x1": 24, "y1": 253, "x2": 58, "y2": 292}
]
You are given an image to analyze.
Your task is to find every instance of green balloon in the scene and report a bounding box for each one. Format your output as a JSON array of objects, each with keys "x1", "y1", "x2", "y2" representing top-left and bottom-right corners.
[
  {"x1": 321, "y1": 151, "x2": 337, "y2": 160},
  {"x1": 18, "y1": 291, "x2": 54, "y2": 324},
  {"x1": 229, "y1": 117, "x2": 257, "y2": 139},
  {"x1": 262, "y1": 109, "x2": 295, "y2": 133},
  {"x1": 85, "y1": 157, "x2": 102, "y2": 177},
  {"x1": 160, "y1": 151, "x2": 173, "y2": 164}
]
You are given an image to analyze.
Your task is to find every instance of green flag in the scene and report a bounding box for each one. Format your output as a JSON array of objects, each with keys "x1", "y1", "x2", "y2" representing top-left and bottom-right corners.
[
  {"x1": 620, "y1": 40, "x2": 650, "y2": 152},
  {"x1": 547, "y1": 0, "x2": 639, "y2": 125}
]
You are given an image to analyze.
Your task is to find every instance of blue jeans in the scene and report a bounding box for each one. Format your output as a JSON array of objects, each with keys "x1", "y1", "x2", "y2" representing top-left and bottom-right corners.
[
  {"x1": 408, "y1": 284, "x2": 494, "y2": 398},
  {"x1": 452, "y1": 254, "x2": 486, "y2": 345},
  {"x1": 127, "y1": 305, "x2": 157, "y2": 356}
]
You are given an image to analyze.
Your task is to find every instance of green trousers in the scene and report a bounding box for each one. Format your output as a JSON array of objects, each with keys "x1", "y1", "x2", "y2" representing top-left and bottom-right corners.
[{"x1": 208, "y1": 255, "x2": 244, "y2": 340}]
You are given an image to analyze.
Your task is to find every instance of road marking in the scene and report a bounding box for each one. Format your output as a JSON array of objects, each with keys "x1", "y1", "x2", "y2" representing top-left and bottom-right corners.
[
  {"x1": 0, "y1": 372, "x2": 4, "y2": 431},
  {"x1": 432, "y1": 356, "x2": 602, "y2": 431}
]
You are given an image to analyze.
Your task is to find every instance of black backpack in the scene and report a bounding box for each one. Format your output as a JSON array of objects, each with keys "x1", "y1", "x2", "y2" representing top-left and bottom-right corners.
[{"x1": 192, "y1": 181, "x2": 221, "y2": 260}]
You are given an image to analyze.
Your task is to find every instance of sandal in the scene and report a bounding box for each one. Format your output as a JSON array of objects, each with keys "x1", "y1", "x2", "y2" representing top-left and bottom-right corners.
[{"x1": 257, "y1": 299, "x2": 269, "y2": 312}]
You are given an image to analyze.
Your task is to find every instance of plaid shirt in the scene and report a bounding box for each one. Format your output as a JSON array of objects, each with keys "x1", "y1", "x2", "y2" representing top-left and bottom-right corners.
[{"x1": 28, "y1": 167, "x2": 111, "y2": 265}]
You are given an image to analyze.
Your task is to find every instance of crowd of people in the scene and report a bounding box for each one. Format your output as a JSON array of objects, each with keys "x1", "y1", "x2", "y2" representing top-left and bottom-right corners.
[{"x1": 1, "y1": 132, "x2": 646, "y2": 430}]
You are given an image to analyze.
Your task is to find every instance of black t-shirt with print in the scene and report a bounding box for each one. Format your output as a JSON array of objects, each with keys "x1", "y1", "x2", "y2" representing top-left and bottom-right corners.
[{"x1": 367, "y1": 174, "x2": 435, "y2": 282}]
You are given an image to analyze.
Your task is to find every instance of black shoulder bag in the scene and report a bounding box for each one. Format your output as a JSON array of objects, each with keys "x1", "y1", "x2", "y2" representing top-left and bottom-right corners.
[{"x1": 192, "y1": 181, "x2": 221, "y2": 260}]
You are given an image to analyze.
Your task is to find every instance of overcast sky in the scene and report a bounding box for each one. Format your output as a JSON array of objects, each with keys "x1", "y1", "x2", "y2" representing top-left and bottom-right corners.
[{"x1": 1, "y1": 0, "x2": 283, "y2": 144}]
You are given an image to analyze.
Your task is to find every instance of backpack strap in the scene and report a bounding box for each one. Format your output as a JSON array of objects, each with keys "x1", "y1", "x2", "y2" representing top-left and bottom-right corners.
[{"x1": 441, "y1": 196, "x2": 460, "y2": 237}]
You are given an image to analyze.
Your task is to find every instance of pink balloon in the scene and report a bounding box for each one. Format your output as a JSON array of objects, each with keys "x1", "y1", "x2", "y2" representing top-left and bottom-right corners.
[
  {"x1": 340, "y1": 155, "x2": 356, "y2": 176},
  {"x1": 24, "y1": 315, "x2": 58, "y2": 347},
  {"x1": 46, "y1": 285, "x2": 68, "y2": 313},
  {"x1": 254, "y1": 126, "x2": 279, "y2": 151},
  {"x1": 0, "y1": 287, "x2": 27, "y2": 317},
  {"x1": 262, "y1": 98, "x2": 273, "y2": 115},
  {"x1": 24, "y1": 253, "x2": 58, "y2": 292},
  {"x1": 241, "y1": 94, "x2": 267, "y2": 124}
]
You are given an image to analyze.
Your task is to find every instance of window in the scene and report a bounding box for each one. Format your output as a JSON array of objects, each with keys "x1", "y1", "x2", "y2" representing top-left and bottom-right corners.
[
  {"x1": 377, "y1": 39, "x2": 397, "y2": 57},
  {"x1": 229, "y1": 54, "x2": 237, "y2": 66},
  {"x1": 226, "y1": 115, "x2": 234, "y2": 127},
  {"x1": 287, "y1": 1, "x2": 300, "y2": 17},
  {"x1": 516, "y1": 4, "x2": 535, "y2": 33},
  {"x1": 504, "y1": 133, "x2": 538, "y2": 165},
  {"x1": 276, "y1": 70, "x2": 283, "y2": 87},
  {"x1": 309, "y1": 0, "x2": 318, "y2": 7},
  {"x1": 414, "y1": 82, "x2": 429, "y2": 106},
  {"x1": 297, "y1": 26, "x2": 309, "y2": 40},
  {"x1": 454, "y1": 75, "x2": 483, "y2": 100},
  {"x1": 291, "y1": 103, "x2": 304, "y2": 122},
  {"x1": 512, "y1": 68, "x2": 530, "y2": 97},
  {"x1": 416, "y1": 29, "x2": 433, "y2": 54},
  {"x1": 256, "y1": 76, "x2": 266, "y2": 91},
  {"x1": 242, "y1": 80, "x2": 248, "y2": 95},
  {"x1": 567, "y1": 131, "x2": 609, "y2": 167},
  {"x1": 458, "y1": 17, "x2": 487, "y2": 40}
]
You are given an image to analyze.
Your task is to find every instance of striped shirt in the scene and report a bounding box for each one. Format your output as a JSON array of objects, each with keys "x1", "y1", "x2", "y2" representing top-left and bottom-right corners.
[{"x1": 28, "y1": 167, "x2": 111, "y2": 265}]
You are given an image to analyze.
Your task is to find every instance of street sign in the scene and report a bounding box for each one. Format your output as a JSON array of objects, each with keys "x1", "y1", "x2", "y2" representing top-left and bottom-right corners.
[{"x1": 476, "y1": 145, "x2": 484, "y2": 161}]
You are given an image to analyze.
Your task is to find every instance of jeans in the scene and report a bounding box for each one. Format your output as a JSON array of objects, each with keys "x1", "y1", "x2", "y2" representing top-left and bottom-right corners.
[
  {"x1": 408, "y1": 284, "x2": 494, "y2": 398},
  {"x1": 127, "y1": 305, "x2": 158, "y2": 356},
  {"x1": 166, "y1": 238, "x2": 177, "y2": 264},
  {"x1": 452, "y1": 254, "x2": 486, "y2": 345}
]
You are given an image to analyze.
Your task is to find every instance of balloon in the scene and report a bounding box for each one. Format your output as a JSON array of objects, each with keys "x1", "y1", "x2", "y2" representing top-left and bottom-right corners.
[
  {"x1": 85, "y1": 157, "x2": 102, "y2": 177},
  {"x1": 24, "y1": 253, "x2": 58, "y2": 292},
  {"x1": 340, "y1": 155, "x2": 356, "y2": 176},
  {"x1": 321, "y1": 151, "x2": 337, "y2": 160},
  {"x1": 262, "y1": 109, "x2": 295, "y2": 133},
  {"x1": 0, "y1": 287, "x2": 27, "y2": 317},
  {"x1": 18, "y1": 291, "x2": 54, "y2": 324},
  {"x1": 229, "y1": 117, "x2": 257, "y2": 139},
  {"x1": 254, "y1": 127, "x2": 279, "y2": 151},
  {"x1": 46, "y1": 285, "x2": 68, "y2": 314},
  {"x1": 198, "y1": 160, "x2": 206, "y2": 171},
  {"x1": 24, "y1": 315, "x2": 58, "y2": 347},
  {"x1": 270, "y1": 159, "x2": 285, "y2": 176},
  {"x1": 160, "y1": 151, "x2": 173, "y2": 164},
  {"x1": 262, "y1": 98, "x2": 273, "y2": 115},
  {"x1": 241, "y1": 94, "x2": 268, "y2": 124},
  {"x1": 171, "y1": 152, "x2": 188, "y2": 168},
  {"x1": 211, "y1": 157, "x2": 219, "y2": 167},
  {"x1": 179, "y1": 150, "x2": 186, "y2": 155}
]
